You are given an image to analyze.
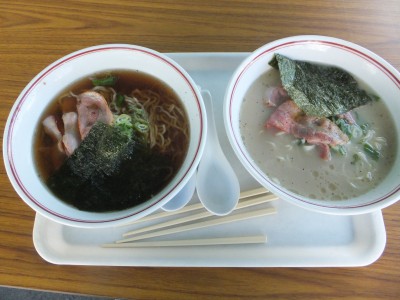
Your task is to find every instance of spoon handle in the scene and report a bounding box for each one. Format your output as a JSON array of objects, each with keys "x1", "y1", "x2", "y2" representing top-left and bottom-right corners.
[
  {"x1": 196, "y1": 90, "x2": 240, "y2": 216},
  {"x1": 202, "y1": 90, "x2": 220, "y2": 148}
]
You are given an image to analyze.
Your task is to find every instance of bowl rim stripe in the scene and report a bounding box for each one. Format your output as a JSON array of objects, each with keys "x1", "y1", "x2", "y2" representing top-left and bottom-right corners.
[
  {"x1": 7, "y1": 45, "x2": 204, "y2": 223},
  {"x1": 229, "y1": 38, "x2": 400, "y2": 209}
]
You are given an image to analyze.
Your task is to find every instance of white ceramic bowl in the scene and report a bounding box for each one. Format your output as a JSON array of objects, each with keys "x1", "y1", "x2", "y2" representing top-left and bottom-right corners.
[
  {"x1": 224, "y1": 35, "x2": 400, "y2": 215},
  {"x1": 3, "y1": 44, "x2": 206, "y2": 228}
]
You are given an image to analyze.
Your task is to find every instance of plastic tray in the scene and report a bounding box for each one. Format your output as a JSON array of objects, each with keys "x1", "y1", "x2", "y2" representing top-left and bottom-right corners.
[{"x1": 32, "y1": 53, "x2": 386, "y2": 267}]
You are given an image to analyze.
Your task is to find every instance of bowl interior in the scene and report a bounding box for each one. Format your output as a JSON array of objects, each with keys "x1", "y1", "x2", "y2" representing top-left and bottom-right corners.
[
  {"x1": 4, "y1": 45, "x2": 206, "y2": 226},
  {"x1": 225, "y1": 36, "x2": 400, "y2": 214}
]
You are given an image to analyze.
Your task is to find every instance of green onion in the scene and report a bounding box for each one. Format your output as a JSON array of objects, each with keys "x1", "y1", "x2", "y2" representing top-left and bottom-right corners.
[
  {"x1": 363, "y1": 143, "x2": 381, "y2": 161},
  {"x1": 360, "y1": 123, "x2": 370, "y2": 135},
  {"x1": 331, "y1": 145, "x2": 347, "y2": 156},
  {"x1": 134, "y1": 122, "x2": 149, "y2": 133},
  {"x1": 91, "y1": 75, "x2": 118, "y2": 86},
  {"x1": 116, "y1": 94, "x2": 125, "y2": 108},
  {"x1": 334, "y1": 118, "x2": 353, "y2": 138},
  {"x1": 114, "y1": 114, "x2": 133, "y2": 138}
]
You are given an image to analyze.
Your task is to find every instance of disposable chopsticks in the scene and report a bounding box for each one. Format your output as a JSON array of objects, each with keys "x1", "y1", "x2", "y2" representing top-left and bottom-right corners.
[
  {"x1": 103, "y1": 187, "x2": 278, "y2": 248},
  {"x1": 103, "y1": 235, "x2": 267, "y2": 248},
  {"x1": 124, "y1": 187, "x2": 275, "y2": 225},
  {"x1": 239, "y1": 187, "x2": 269, "y2": 198},
  {"x1": 116, "y1": 207, "x2": 276, "y2": 243},
  {"x1": 122, "y1": 192, "x2": 277, "y2": 237}
]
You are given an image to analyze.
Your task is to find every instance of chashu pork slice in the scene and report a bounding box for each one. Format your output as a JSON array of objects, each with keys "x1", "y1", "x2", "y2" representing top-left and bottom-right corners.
[
  {"x1": 62, "y1": 112, "x2": 81, "y2": 156},
  {"x1": 76, "y1": 91, "x2": 113, "y2": 139},
  {"x1": 265, "y1": 100, "x2": 349, "y2": 160}
]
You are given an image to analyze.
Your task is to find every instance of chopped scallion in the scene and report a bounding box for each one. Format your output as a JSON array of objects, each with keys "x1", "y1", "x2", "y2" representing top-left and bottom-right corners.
[
  {"x1": 334, "y1": 118, "x2": 353, "y2": 138},
  {"x1": 360, "y1": 123, "x2": 370, "y2": 135},
  {"x1": 116, "y1": 94, "x2": 125, "y2": 108},
  {"x1": 363, "y1": 143, "x2": 381, "y2": 161},
  {"x1": 331, "y1": 145, "x2": 347, "y2": 156},
  {"x1": 91, "y1": 75, "x2": 118, "y2": 86}
]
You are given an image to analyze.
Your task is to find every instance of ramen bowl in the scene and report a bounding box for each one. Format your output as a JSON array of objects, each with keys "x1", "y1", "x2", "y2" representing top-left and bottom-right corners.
[
  {"x1": 224, "y1": 35, "x2": 400, "y2": 215},
  {"x1": 3, "y1": 44, "x2": 206, "y2": 228}
]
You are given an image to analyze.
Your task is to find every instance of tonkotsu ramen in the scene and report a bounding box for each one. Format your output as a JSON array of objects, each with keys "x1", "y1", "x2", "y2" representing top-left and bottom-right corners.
[{"x1": 240, "y1": 56, "x2": 397, "y2": 200}]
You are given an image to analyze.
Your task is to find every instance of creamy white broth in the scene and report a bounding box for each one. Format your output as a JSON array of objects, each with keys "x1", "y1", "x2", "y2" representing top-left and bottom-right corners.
[{"x1": 240, "y1": 69, "x2": 397, "y2": 200}]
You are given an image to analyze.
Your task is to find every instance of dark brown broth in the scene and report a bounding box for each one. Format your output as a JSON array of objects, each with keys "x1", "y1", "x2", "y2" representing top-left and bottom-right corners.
[{"x1": 34, "y1": 70, "x2": 189, "y2": 211}]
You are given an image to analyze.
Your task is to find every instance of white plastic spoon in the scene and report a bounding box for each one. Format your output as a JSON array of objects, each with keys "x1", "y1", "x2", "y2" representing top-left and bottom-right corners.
[
  {"x1": 196, "y1": 90, "x2": 240, "y2": 215},
  {"x1": 162, "y1": 173, "x2": 196, "y2": 211}
]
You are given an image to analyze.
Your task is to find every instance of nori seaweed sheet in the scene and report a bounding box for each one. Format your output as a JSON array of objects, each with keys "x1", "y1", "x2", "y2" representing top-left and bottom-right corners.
[
  {"x1": 47, "y1": 122, "x2": 174, "y2": 212},
  {"x1": 269, "y1": 54, "x2": 374, "y2": 117}
]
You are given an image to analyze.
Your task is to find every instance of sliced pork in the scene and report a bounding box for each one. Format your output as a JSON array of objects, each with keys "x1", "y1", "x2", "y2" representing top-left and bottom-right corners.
[
  {"x1": 264, "y1": 85, "x2": 290, "y2": 107},
  {"x1": 265, "y1": 100, "x2": 349, "y2": 160},
  {"x1": 62, "y1": 112, "x2": 81, "y2": 156},
  {"x1": 42, "y1": 115, "x2": 67, "y2": 169},
  {"x1": 42, "y1": 115, "x2": 63, "y2": 142},
  {"x1": 76, "y1": 91, "x2": 113, "y2": 139},
  {"x1": 318, "y1": 144, "x2": 331, "y2": 161},
  {"x1": 338, "y1": 111, "x2": 356, "y2": 125}
]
